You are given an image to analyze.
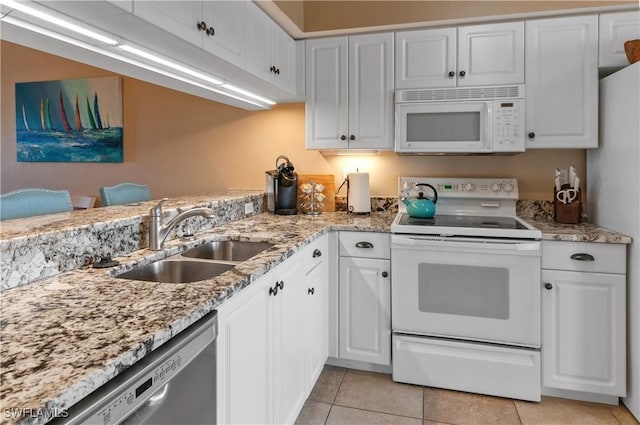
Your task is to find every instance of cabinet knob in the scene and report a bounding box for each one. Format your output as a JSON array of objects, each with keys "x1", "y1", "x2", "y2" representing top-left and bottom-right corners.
[
  {"x1": 448, "y1": 71, "x2": 455, "y2": 77},
  {"x1": 197, "y1": 21, "x2": 207, "y2": 31},
  {"x1": 570, "y1": 253, "x2": 595, "y2": 262},
  {"x1": 528, "y1": 132, "x2": 535, "y2": 139},
  {"x1": 312, "y1": 249, "x2": 322, "y2": 258},
  {"x1": 382, "y1": 271, "x2": 389, "y2": 278},
  {"x1": 355, "y1": 241, "x2": 373, "y2": 249},
  {"x1": 459, "y1": 70, "x2": 466, "y2": 77},
  {"x1": 340, "y1": 135, "x2": 346, "y2": 141},
  {"x1": 275, "y1": 68, "x2": 280, "y2": 75},
  {"x1": 269, "y1": 285, "x2": 279, "y2": 296},
  {"x1": 349, "y1": 135, "x2": 355, "y2": 141},
  {"x1": 308, "y1": 287, "x2": 315, "y2": 295},
  {"x1": 270, "y1": 66, "x2": 275, "y2": 73},
  {"x1": 207, "y1": 27, "x2": 215, "y2": 36},
  {"x1": 544, "y1": 283, "x2": 553, "y2": 290},
  {"x1": 277, "y1": 280, "x2": 284, "y2": 290}
]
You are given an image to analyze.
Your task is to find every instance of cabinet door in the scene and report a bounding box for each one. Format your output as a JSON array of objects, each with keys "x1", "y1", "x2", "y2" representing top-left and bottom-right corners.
[
  {"x1": 272, "y1": 25, "x2": 296, "y2": 93},
  {"x1": 348, "y1": 33, "x2": 394, "y2": 150},
  {"x1": 217, "y1": 276, "x2": 271, "y2": 425},
  {"x1": 245, "y1": 1, "x2": 273, "y2": 82},
  {"x1": 201, "y1": 0, "x2": 245, "y2": 66},
  {"x1": 458, "y1": 21, "x2": 524, "y2": 87},
  {"x1": 134, "y1": 1, "x2": 203, "y2": 47},
  {"x1": 271, "y1": 261, "x2": 307, "y2": 425},
  {"x1": 305, "y1": 37, "x2": 349, "y2": 149},
  {"x1": 395, "y1": 27, "x2": 457, "y2": 89},
  {"x1": 542, "y1": 269, "x2": 626, "y2": 396},
  {"x1": 305, "y1": 260, "x2": 329, "y2": 389},
  {"x1": 339, "y1": 257, "x2": 391, "y2": 365},
  {"x1": 599, "y1": 11, "x2": 640, "y2": 68},
  {"x1": 525, "y1": 15, "x2": 598, "y2": 148}
]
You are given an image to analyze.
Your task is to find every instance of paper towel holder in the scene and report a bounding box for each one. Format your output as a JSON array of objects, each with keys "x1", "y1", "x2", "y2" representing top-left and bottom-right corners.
[{"x1": 338, "y1": 172, "x2": 371, "y2": 214}]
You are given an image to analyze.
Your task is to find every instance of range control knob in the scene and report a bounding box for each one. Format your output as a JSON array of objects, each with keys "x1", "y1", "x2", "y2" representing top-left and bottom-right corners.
[
  {"x1": 502, "y1": 182, "x2": 515, "y2": 193},
  {"x1": 463, "y1": 183, "x2": 475, "y2": 192},
  {"x1": 490, "y1": 183, "x2": 502, "y2": 192}
]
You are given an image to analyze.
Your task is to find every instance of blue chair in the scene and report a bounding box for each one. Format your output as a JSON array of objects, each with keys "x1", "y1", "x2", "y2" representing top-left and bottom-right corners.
[
  {"x1": 0, "y1": 188, "x2": 73, "y2": 220},
  {"x1": 100, "y1": 183, "x2": 152, "y2": 206}
]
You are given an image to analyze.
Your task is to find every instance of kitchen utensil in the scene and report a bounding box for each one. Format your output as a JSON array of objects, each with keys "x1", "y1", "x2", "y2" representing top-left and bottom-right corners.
[
  {"x1": 401, "y1": 183, "x2": 438, "y2": 218},
  {"x1": 556, "y1": 188, "x2": 578, "y2": 204},
  {"x1": 569, "y1": 165, "x2": 577, "y2": 188}
]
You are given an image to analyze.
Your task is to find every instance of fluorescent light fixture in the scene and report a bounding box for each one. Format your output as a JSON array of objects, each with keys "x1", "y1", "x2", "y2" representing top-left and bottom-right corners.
[
  {"x1": 0, "y1": 0, "x2": 118, "y2": 45},
  {"x1": 2, "y1": 16, "x2": 268, "y2": 108},
  {"x1": 331, "y1": 150, "x2": 381, "y2": 156},
  {"x1": 117, "y1": 44, "x2": 225, "y2": 86},
  {"x1": 222, "y1": 83, "x2": 276, "y2": 106}
]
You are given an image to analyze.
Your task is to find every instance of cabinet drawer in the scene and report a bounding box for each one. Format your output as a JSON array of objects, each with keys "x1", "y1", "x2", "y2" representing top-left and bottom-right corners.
[
  {"x1": 303, "y1": 235, "x2": 327, "y2": 274},
  {"x1": 339, "y1": 232, "x2": 390, "y2": 259},
  {"x1": 542, "y1": 241, "x2": 626, "y2": 274}
]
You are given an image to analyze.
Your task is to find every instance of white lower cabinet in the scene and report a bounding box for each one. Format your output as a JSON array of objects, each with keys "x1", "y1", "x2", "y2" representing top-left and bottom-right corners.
[
  {"x1": 338, "y1": 232, "x2": 391, "y2": 367},
  {"x1": 541, "y1": 241, "x2": 627, "y2": 398},
  {"x1": 217, "y1": 252, "x2": 311, "y2": 424}
]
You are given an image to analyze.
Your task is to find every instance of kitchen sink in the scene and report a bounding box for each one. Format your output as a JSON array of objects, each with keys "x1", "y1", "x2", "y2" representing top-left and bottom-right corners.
[
  {"x1": 181, "y1": 240, "x2": 274, "y2": 262},
  {"x1": 115, "y1": 260, "x2": 234, "y2": 283}
]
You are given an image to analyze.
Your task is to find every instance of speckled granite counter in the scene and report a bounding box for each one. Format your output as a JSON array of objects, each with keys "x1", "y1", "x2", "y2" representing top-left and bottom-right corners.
[
  {"x1": 0, "y1": 210, "x2": 395, "y2": 425},
  {"x1": 0, "y1": 198, "x2": 631, "y2": 425}
]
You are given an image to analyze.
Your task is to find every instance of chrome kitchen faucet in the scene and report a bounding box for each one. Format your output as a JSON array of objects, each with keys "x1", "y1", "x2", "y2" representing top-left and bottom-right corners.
[{"x1": 149, "y1": 198, "x2": 215, "y2": 250}]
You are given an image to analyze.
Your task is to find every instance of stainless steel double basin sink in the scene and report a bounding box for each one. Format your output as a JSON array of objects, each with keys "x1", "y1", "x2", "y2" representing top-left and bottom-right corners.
[{"x1": 116, "y1": 240, "x2": 274, "y2": 283}]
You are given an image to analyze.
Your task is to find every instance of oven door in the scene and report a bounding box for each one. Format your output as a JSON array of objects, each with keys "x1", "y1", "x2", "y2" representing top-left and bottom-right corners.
[
  {"x1": 391, "y1": 234, "x2": 540, "y2": 347},
  {"x1": 395, "y1": 101, "x2": 492, "y2": 153}
]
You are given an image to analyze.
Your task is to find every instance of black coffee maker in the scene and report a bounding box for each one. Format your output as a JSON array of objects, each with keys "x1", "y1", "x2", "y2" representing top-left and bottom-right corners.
[{"x1": 265, "y1": 155, "x2": 298, "y2": 215}]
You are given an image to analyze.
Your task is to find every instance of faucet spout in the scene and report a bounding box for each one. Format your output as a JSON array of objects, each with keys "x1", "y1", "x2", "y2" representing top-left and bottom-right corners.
[{"x1": 149, "y1": 198, "x2": 215, "y2": 250}]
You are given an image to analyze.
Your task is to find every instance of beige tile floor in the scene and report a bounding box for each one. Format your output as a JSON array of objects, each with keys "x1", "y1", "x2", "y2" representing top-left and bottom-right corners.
[{"x1": 295, "y1": 366, "x2": 640, "y2": 425}]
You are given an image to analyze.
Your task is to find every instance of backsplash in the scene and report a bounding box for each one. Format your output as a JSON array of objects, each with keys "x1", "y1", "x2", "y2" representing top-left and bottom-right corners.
[
  {"x1": 335, "y1": 196, "x2": 398, "y2": 213},
  {"x1": 0, "y1": 193, "x2": 265, "y2": 291}
]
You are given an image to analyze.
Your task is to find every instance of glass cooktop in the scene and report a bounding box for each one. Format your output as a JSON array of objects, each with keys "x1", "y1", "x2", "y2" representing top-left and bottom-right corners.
[{"x1": 396, "y1": 213, "x2": 529, "y2": 230}]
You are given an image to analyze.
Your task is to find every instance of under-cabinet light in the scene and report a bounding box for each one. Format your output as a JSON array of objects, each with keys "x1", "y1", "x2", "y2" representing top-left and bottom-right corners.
[
  {"x1": 222, "y1": 83, "x2": 276, "y2": 106},
  {"x1": 2, "y1": 16, "x2": 268, "y2": 108},
  {"x1": 0, "y1": 0, "x2": 118, "y2": 46},
  {"x1": 117, "y1": 44, "x2": 225, "y2": 86}
]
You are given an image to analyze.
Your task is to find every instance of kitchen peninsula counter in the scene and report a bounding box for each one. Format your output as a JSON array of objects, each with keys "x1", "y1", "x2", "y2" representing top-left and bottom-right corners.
[{"x1": 0, "y1": 197, "x2": 630, "y2": 425}]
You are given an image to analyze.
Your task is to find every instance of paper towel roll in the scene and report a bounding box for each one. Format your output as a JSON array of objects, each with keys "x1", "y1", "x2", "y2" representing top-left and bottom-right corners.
[{"x1": 348, "y1": 172, "x2": 371, "y2": 213}]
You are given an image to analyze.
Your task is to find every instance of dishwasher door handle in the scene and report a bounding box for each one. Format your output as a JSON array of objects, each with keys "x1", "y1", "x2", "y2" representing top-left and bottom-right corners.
[{"x1": 121, "y1": 383, "x2": 170, "y2": 424}]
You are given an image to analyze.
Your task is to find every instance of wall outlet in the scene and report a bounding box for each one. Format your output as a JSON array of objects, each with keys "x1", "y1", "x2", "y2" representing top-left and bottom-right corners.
[{"x1": 244, "y1": 202, "x2": 254, "y2": 215}]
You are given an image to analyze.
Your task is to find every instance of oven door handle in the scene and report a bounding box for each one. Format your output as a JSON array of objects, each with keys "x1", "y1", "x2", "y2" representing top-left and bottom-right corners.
[{"x1": 391, "y1": 235, "x2": 540, "y2": 253}]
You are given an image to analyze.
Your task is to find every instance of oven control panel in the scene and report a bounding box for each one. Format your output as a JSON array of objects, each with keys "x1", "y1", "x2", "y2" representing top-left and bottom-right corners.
[{"x1": 399, "y1": 177, "x2": 519, "y2": 200}]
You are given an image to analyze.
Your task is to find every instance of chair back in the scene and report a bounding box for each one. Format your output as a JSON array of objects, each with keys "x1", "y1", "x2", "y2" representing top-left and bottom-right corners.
[
  {"x1": 0, "y1": 188, "x2": 73, "y2": 220},
  {"x1": 100, "y1": 183, "x2": 151, "y2": 206}
]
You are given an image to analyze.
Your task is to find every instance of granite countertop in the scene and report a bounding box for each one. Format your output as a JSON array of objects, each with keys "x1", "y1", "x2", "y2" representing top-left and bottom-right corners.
[
  {"x1": 0, "y1": 205, "x2": 630, "y2": 425},
  {"x1": 0, "y1": 211, "x2": 395, "y2": 425}
]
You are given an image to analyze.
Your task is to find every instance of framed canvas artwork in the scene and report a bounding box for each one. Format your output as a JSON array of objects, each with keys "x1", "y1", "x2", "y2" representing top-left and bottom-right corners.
[{"x1": 15, "y1": 76, "x2": 123, "y2": 162}]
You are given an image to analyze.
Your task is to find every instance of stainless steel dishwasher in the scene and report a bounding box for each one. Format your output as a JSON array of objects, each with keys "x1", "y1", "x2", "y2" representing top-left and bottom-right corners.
[{"x1": 59, "y1": 312, "x2": 217, "y2": 425}]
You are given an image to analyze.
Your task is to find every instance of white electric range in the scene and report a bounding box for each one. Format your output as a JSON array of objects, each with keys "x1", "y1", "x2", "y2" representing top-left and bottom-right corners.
[{"x1": 390, "y1": 177, "x2": 543, "y2": 402}]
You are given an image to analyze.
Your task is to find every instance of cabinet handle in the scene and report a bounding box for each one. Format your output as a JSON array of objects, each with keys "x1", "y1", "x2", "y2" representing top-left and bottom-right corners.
[
  {"x1": 544, "y1": 283, "x2": 553, "y2": 290},
  {"x1": 275, "y1": 68, "x2": 280, "y2": 75},
  {"x1": 448, "y1": 71, "x2": 455, "y2": 77},
  {"x1": 308, "y1": 287, "x2": 315, "y2": 295},
  {"x1": 355, "y1": 241, "x2": 373, "y2": 249},
  {"x1": 197, "y1": 21, "x2": 207, "y2": 31},
  {"x1": 277, "y1": 280, "x2": 284, "y2": 290},
  {"x1": 528, "y1": 132, "x2": 535, "y2": 139},
  {"x1": 349, "y1": 135, "x2": 355, "y2": 141},
  {"x1": 312, "y1": 249, "x2": 322, "y2": 258},
  {"x1": 570, "y1": 253, "x2": 595, "y2": 262},
  {"x1": 207, "y1": 27, "x2": 215, "y2": 36},
  {"x1": 459, "y1": 70, "x2": 466, "y2": 77},
  {"x1": 382, "y1": 271, "x2": 389, "y2": 278},
  {"x1": 269, "y1": 285, "x2": 279, "y2": 296},
  {"x1": 340, "y1": 135, "x2": 346, "y2": 141}
]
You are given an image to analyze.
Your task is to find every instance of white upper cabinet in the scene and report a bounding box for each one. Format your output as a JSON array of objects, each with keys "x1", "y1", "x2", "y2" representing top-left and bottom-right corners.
[
  {"x1": 525, "y1": 15, "x2": 599, "y2": 149},
  {"x1": 599, "y1": 11, "x2": 640, "y2": 68},
  {"x1": 246, "y1": 1, "x2": 296, "y2": 93},
  {"x1": 306, "y1": 33, "x2": 394, "y2": 150},
  {"x1": 133, "y1": 1, "x2": 245, "y2": 66},
  {"x1": 395, "y1": 21, "x2": 524, "y2": 89}
]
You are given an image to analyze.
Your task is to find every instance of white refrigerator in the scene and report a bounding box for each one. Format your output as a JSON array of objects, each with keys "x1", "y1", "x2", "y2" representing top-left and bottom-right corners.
[{"x1": 587, "y1": 62, "x2": 640, "y2": 420}]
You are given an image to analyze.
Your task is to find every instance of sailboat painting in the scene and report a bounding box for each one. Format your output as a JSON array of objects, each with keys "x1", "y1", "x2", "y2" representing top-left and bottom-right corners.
[{"x1": 15, "y1": 77, "x2": 123, "y2": 162}]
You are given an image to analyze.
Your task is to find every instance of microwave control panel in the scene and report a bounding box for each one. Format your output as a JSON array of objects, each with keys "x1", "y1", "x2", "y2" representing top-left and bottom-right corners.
[{"x1": 492, "y1": 99, "x2": 524, "y2": 152}]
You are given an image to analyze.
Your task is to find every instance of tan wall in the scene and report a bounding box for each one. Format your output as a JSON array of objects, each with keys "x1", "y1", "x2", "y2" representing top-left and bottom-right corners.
[
  {"x1": 1, "y1": 41, "x2": 584, "y2": 204},
  {"x1": 300, "y1": 1, "x2": 635, "y2": 32}
]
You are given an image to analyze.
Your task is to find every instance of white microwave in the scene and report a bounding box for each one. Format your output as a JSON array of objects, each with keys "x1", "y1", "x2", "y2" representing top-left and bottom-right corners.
[{"x1": 395, "y1": 85, "x2": 525, "y2": 154}]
